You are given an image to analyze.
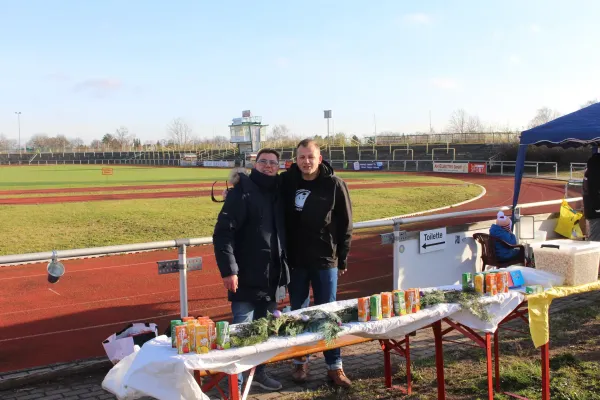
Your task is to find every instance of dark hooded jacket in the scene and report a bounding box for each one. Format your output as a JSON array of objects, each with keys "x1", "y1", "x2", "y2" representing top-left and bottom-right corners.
[
  {"x1": 280, "y1": 160, "x2": 353, "y2": 270},
  {"x1": 212, "y1": 169, "x2": 289, "y2": 303},
  {"x1": 583, "y1": 153, "x2": 600, "y2": 220}
]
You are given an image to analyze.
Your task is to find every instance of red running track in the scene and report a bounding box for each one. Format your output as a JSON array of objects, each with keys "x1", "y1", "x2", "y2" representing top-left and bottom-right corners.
[{"x1": 0, "y1": 175, "x2": 571, "y2": 372}]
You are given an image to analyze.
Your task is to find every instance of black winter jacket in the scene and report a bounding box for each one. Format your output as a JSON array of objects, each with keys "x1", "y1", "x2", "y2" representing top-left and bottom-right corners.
[
  {"x1": 281, "y1": 161, "x2": 353, "y2": 270},
  {"x1": 212, "y1": 170, "x2": 289, "y2": 302},
  {"x1": 583, "y1": 156, "x2": 600, "y2": 219}
]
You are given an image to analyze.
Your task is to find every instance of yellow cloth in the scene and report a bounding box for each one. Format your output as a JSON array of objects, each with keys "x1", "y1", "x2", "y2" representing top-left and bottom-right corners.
[{"x1": 527, "y1": 280, "x2": 600, "y2": 348}]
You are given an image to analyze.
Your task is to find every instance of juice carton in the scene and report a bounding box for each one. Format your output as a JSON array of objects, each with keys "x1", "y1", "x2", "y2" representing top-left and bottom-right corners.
[
  {"x1": 369, "y1": 294, "x2": 382, "y2": 321},
  {"x1": 485, "y1": 274, "x2": 498, "y2": 296},
  {"x1": 176, "y1": 325, "x2": 190, "y2": 354},
  {"x1": 405, "y1": 288, "x2": 421, "y2": 314},
  {"x1": 357, "y1": 297, "x2": 371, "y2": 322},
  {"x1": 381, "y1": 292, "x2": 393, "y2": 318},
  {"x1": 170, "y1": 320, "x2": 182, "y2": 348},
  {"x1": 216, "y1": 321, "x2": 231, "y2": 350},
  {"x1": 194, "y1": 324, "x2": 210, "y2": 354},
  {"x1": 474, "y1": 273, "x2": 485, "y2": 294},
  {"x1": 392, "y1": 290, "x2": 406, "y2": 316}
]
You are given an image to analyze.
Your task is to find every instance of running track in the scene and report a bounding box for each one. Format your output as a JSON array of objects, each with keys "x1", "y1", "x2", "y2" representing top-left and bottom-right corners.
[{"x1": 0, "y1": 175, "x2": 573, "y2": 372}]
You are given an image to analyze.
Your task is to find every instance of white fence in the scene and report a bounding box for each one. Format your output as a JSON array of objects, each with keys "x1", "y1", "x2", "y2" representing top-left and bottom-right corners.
[{"x1": 0, "y1": 197, "x2": 581, "y2": 318}]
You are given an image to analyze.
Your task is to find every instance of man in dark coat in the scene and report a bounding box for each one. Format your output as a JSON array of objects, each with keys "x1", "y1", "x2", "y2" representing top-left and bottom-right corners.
[
  {"x1": 583, "y1": 153, "x2": 600, "y2": 240},
  {"x1": 213, "y1": 148, "x2": 289, "y2": 393},
  {"x1": 281, "y1": 139, "x2": 353, "y2": 387}
]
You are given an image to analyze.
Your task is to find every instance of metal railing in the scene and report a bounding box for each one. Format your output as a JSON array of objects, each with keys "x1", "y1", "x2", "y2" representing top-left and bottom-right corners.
[
  {"x1": 0, "y1": 196, "x2": 581, "y2": 319},
  {"x1": 570, "y1": 162, "x2": 587, "y2": 181}
]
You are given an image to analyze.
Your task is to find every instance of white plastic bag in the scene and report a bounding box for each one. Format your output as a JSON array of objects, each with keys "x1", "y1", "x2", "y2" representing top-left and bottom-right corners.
[
  {"x1": 102, "y1": 323, "x2": 158, "y2": 365},
  {"x1": 504, "y1": 266, "x2": 565, "y2": 288},
  {"x1": 102, "y1": 346, "x2": 142, "y2": 400}
]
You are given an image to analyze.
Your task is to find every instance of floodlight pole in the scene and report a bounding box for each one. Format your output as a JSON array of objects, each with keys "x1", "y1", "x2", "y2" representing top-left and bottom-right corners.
[{"x1": 15, "y1": 112, "x2": 21, "y2": 156}]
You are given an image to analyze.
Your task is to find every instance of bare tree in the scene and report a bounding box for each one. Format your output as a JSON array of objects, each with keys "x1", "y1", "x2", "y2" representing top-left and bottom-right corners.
[
  {"x1": 528, "y1": 107, "x2": 561, "y2": 129},
  {"x1": 70, "y1": 137, "x2": 85, "y2": 149},
  {"x1": 581, "y1": 99, "x2": 598, "y2": 109},
  {"x1": 0, "y1": 134, "x2": 17, "y2": 152},
  {"x1": 466, "y1": 115, "x2": 484, "y2": 133},
  {"x1": 447, "y1": 109, "x2": 469, "y2": 133},
  {"x1": 114, "y1": 126, "x2": 132, "y2": 150},
  {"x1": 167, "y1": 118, "x2": 193, "y2": 150},
  {"x1": 270, "y1": 125, "x2": 291, "y2": 141}
]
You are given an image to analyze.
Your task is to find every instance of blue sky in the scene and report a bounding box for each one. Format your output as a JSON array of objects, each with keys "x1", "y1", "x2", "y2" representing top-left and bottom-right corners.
[{"x1": 1, "y1": 1, "x2": 599, "y2": 145}]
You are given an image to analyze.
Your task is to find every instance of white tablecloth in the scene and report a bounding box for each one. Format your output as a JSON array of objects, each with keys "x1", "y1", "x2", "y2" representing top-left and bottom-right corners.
[{"x1": 102, "y1": 291, "x2": 526, "y2": 400}]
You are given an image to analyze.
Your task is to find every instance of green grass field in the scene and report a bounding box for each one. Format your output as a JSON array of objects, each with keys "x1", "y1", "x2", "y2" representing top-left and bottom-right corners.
[
  {"x1": 0, "y1": 166, "x2": 483, "y2": 255},
  {"x1": 0, "y1": 165, "x2": 461, "y2": 190}
]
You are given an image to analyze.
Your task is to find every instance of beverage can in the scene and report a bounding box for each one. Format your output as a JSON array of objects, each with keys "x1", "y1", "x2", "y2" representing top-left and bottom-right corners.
[
  {"x1": 216, "y1": 321, "x2": 231, "y2": 350},
  {"x1": 369, "y1": 295, "x2": 382, "y2": 321},
  {"x1": 381, "y1": 292, "x2": 393, "y2": 318},
  {"x1": 392, "y1": 290, "x2": 406, "y2": 316},
  {"x1": 357, "y1": 297, "x2": 371, "y2": 322}
]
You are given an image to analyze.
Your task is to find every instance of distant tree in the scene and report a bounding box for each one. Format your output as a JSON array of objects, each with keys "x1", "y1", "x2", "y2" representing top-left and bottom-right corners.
[
  {"x1": 70, "y1": 137, "x2": 85, "y2": 149},
  {"x1": 90, "y1": 139, "x2": 102, "y2": 150},
  {"x1": 466, "y1": 115, "x2": 484, "y2": 133},
  {"x1": 166, "y1": 118, "x2": 192, "y2": 150},
  {"x1": 28, "y1": 134, "x2": 50, "y2": 150},
  {"x1": 0, "y1": 134, "x2": 16, "y2": 152},
  {"x1": 114, "y1": 126, "x2": 132, "y2": 150},
  {"x1": 528, "y1": 107, "x2": 561, "y2": 128},
  {"x1": 580, "y1": 98, "x2": 598, "y2": 109},
  {"x1": 270, "y1": 125, "x2": 291, "y2": 141},
  {"x1": 447, "y1": 109, "x2": 469, "y2": 133}
]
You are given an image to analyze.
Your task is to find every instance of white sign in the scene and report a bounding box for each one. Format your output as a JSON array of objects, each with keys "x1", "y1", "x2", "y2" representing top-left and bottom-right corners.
[
  {"x1": 203, "y1": 161, "x2": 234, "y2": 168},
  {"x1": 419, "y1": 227, "x2": 447, "y2": 254},
  {"x1": 433, "y1": 162, "x2": 468, "y2": 174}
]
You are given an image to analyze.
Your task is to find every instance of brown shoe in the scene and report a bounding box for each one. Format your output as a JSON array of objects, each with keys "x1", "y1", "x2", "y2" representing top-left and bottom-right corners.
[
  {"x1": 291, "y1": 362, "x2": 308, "y2": 383},
  {"x1": 327, "y1": 369, "x2": 352, "y2": 388}
]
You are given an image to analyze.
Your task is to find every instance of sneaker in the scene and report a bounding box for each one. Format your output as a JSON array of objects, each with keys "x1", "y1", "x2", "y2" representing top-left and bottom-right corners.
[
  {"x1": 327, "y1": 369, "x2": 352, "y2": 388},
  {"x1": 291, "y1": 363, "x2": 308, "y2": 383},
  {"x1": 252, "y1": 370, "x2": 282, "y2": 391}
]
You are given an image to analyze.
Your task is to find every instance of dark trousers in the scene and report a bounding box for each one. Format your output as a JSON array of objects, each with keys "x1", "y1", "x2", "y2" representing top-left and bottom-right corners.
[{"x1": 288, "y1": 267, "x2": 342, "y2": 370}]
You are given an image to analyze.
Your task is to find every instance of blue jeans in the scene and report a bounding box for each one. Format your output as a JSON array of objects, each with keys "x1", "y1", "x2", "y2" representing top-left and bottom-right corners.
[
  {"x1": 288, "y1": 267, "x2": 342, "y2": 370},
  {"x1": 231, "y1": 301, "x2": 277, "y2": 390}
]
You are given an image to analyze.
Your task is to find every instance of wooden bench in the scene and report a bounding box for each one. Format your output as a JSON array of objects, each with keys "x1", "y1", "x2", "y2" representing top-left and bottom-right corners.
[{"x1": 193, "y1": 334, "x2": 412, "y2": 400}]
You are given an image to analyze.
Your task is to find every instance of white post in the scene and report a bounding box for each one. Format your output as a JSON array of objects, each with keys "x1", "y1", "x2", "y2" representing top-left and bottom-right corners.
[
  {"x1": 178, "y1": 244, "x2": 189, "y2": 318},
  {"x1": 393, "y1": 223, "x2": 402, "y2": 290}
]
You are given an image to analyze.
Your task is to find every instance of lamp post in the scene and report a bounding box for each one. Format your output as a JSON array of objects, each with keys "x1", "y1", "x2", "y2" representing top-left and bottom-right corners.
[{"x1": 15, "y1": 112, "x2": 21, "y2": 156}]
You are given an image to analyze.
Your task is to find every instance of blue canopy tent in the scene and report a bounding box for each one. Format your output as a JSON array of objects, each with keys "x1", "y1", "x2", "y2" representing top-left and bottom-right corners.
[{"x1": 511, "y1": 102, "x2": 600, "y2": 214}]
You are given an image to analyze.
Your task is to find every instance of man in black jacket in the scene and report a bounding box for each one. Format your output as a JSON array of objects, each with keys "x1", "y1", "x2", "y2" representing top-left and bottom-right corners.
[
  {"x1": 583, "y1": 153, "x2": 600, "y2": 240},
  {"x1": 281, "y1": 139, "x2": 353, "y2": 387},
  {"x1": 213, "y1": 148, "x2": 289, "y2": 393}
]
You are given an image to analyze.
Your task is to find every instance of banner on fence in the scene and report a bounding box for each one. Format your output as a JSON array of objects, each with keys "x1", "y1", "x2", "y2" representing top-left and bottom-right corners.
[
  {"x1": 353, "y1": 161, "x2": 384, "y2": 171},
  {"x1": 433, "y1": 162, "x2": 468, "y2": 174},
  {"x1": 468, "y1": 162, "x2": 487, "y2": 175},
  {"x1": 203, "y1": 161, "x2": 235, "y2": 168}
]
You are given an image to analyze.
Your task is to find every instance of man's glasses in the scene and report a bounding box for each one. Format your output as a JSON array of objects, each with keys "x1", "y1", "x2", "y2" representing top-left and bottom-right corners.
[{"x1": 256, "y1": 159, "x2": 279, "y2": 166}]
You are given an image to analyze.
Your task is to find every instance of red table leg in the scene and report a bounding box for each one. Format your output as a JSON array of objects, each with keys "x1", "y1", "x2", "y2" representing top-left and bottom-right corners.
[
  {"x1": 382, "y1": 340, "x2": 393, "y2": 388},
  {"x1": 541, "y1": 343, "x2": 550, "y2": 400},
  {"x1": 484, "y1": 333, "x2": 494, "y2": 400},
  {"x1": 494, "y1": 330, "x2": 500, "y2": 393},
  {"x1": 433, "y1": 321, "x2": 446, "y2": 400},
  {"x1": 405, "y1": 334, "x2": 412, "y2": 395},
  {"x1": 229, "y1": 374, "x2": 239, "y2": 400}
]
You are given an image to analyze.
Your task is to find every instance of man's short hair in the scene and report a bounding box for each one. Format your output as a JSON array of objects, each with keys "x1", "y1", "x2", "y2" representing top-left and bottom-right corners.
[
  {"x1": 256, "y1": 148, "x2": 280, "y2": 161},
  {"x1": 297, "y1": 138, "x2": 320, "y2": 151}
]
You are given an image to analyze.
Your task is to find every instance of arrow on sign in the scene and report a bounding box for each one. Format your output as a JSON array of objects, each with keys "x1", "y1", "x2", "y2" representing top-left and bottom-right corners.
[{"x1": 422, "y1": 241, "x2": 445, "y2": 249}]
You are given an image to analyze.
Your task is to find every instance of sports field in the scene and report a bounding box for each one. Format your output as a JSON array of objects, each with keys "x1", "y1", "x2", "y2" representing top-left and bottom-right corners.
[{"x1": 0, "y1": 165, "x2": 483, "y2": 255}]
